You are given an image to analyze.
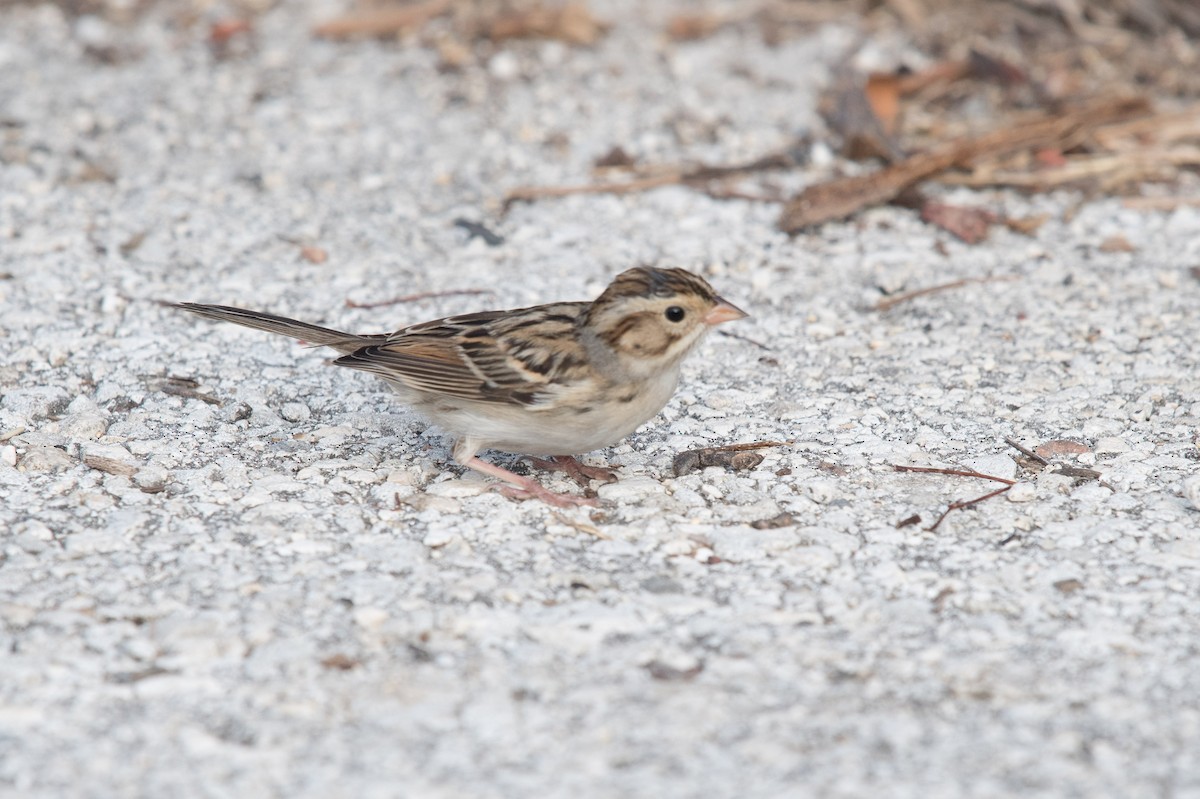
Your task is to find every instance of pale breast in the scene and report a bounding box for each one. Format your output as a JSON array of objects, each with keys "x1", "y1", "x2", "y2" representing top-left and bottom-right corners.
[{"x1": 400, "y1": 367, "x2": 682, "y2": 456}]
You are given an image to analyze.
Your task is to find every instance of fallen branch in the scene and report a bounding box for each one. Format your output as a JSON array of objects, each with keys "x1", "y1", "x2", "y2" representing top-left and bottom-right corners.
[
  {"x1": 504, "y1": 151, "x2": 799, "y2": 209},
  {"x1": 892, "y1": 464, "x2": 1017, "y2": 531},
  {"x1": 875, "y1": 274, "x2": 1019, "y2": 311},
  {"x1": 313, "y1": 0, "x2": 451, "y2": 39},
  {"x1": 779, "y1": 96, "x2": 1150, "y2": 232}
]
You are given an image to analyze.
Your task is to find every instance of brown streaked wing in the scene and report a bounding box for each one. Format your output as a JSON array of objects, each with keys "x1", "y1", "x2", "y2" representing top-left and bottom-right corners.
[{"x1": 334, "y1": 302, "x2": 590, "y2": 407}]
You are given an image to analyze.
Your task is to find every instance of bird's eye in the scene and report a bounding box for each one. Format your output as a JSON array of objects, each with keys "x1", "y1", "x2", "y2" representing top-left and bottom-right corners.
[{"x1": 665, "y1": 306, "x2": 686, "y2": 323}]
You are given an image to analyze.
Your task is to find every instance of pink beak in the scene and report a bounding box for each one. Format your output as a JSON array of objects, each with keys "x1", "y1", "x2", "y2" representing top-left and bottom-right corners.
[{"x1": 703, "y1": 297, "x2": 749, "y2": 326}]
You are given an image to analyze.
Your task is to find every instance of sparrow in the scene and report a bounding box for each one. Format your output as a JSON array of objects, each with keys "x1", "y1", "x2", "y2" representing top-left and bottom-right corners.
[{"x1": 177, "y1": 266, "x2": 748, "y2": 507}]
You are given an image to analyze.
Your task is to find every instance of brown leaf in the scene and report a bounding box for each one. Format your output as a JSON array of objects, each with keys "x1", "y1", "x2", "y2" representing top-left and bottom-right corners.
[
  {"x1": 593, "y1": 146, "x2": 635, "y2": 169},
  {"x1": 921, "y1": 202, "x2": 996, "y2": 244},
  {"x1": 967, "y1": 49, "x2": 1027, "y2": 87},
  {"x1": 665, "y1": 12, "x2": 724, "y2": 41},
  {"x1": 1098, "y1": 234, "x2": 1135, "y2": 253},
  {"x1": 489, "y1": 2, "x2": 607, "y2": 46},
  {"x1": 1004, "y1": 214, "x2": 1050, "y2": 235},
  {"x1": 865, "y1": 73, "x2": 901, "y2": 135},
  {"x1": 671, "y1": 441, "x2": 785, "y2": 477},
  {"x1": 1035, "y1": 439, "x2": 1091, "y2": 458},
  {"x1": 750, "y1": 512, "x2": 794, "y2": 530},
  {"x1": 210, "y1": 19, "x2": 252, "y2": 45},
  {"x1": 300, "y1": 245, "x2": 328, "y2": 264},
  {"x1": 320, "y1": 653, "x2": 360, "y2": 670},
  {"x1": 823, "y1": 72, "x2": 903, "y2": 162},
  {"x1": 314, "y1": 0, "x2": 451, "y2": 39}
]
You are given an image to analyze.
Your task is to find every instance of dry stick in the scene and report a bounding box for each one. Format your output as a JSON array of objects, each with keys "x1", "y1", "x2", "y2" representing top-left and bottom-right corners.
[
  {"x1": 313, "y1": 0, "x2": 451, "y2": 38},
  {"x1": 1004, "y1": 437, "x2": 1049, "y2": 465},
  {"x1": 504, "y1": 152, "x2": 798, "y2": 208},
  {"x1": 1123, "y1": 196, "x2": 1200, "y2": 211},
  {"x1": 345, "y1": 289, "x2": 492, "y2": 310},
  {"x1": 875, "y1": 275, "x2": 1020, "y2": 312},
  {"x1": 892, "y1": 464, "x2": 1017, "y2": 485},
  {"x1": 892, "y1": 464, "x2": 1017, "y2": 532},
  {"x1": 938, "y1": 147, "x2": 1200, "y2": 190},
  {"x1": 926, "y1": 486, "x2": 1013, "y2": 532},
  {"x1": 717, "y1": 328, "x2": 774, "y2": 351},
  {"x1": 778, "y1": 96, "x2": 1150, "y2": 233}
]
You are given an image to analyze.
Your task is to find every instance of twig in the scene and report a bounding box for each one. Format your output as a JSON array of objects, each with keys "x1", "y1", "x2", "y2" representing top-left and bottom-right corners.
[
  {"x1": 504, "y1": 150, "x2": 799, "y2": 209},
  {"x1": 345, "y1": 289, "x2": 492, "y2": 310},
  {"x1": 779, "y1": 96, "x2": 1150, "y2": 232},
  {"x1": 717, "y1": 329, "x2": 773, "y2": 351},
  {"x1": 893, "y1": 464, "x2": 1018, "y2": 531},
  {"x1": 1004, "y1": 437, "x2": 1049, "y2": 465},
  {"x1": 937, "y1": 147, "x2": 1200, "y2": 190},
  {"x1": 927, "y1": 486, "x2": 1013, "y2": 532},
  {"x1": 313, "y1": 0, "x2": 451, "y2": 39},
  {"x1": 875, "y1": 275, "x2": 1020, "y2": 311},
  {"x1": 1122, "y1": 196, "x2": 1200, "y2": 211},
  {"x1": 892, "y1": 464, "x2": 1016, "y2": 485}
]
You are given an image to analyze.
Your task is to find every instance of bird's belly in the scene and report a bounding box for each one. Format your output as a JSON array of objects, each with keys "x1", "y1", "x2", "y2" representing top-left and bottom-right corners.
[{"x1": 408, "y1": 375, "x2": 679, "y2": 456}]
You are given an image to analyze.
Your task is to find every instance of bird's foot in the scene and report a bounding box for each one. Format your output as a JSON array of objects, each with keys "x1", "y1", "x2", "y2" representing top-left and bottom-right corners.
[
  {"x1": 463, "y1": 456, "x2": 599, "y2": 508},
  {"x1": 527, "y1": 455, "x2": 619, "y2": 487}
]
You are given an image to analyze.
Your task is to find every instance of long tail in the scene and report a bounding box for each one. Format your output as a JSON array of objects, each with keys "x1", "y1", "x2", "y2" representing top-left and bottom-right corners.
[{"x1": 176, "y1": 303, "x2": 385, "y2": 355}]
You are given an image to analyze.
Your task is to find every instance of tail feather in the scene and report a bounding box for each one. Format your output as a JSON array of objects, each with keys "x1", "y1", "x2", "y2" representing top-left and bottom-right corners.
[{"x1": 176, "y1": 302, "x2": 383, "y2": 354}]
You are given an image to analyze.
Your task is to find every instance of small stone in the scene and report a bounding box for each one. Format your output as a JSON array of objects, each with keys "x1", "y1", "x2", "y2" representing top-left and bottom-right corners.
[
  {"x1": 425, "y1": 479, "x2": 488, "y2": 498},
  {"x1": 488, "y1": 51, "x2": 521, "y2": 80},
  {"x1": 1, "y1": 386, "x2": 69, "y2": 419},
  {"x1": 58, "y1": 411, "x2": 108, "y2": 441},
  {"x1": 82, "y1": 443, "x2": 137, "y2": 476},
  {"x1": 280, "y1": 402, "x2": 311, "y2": 422},
  {"x1": 353, "y1": 607, "x2": 388, "y2": 630},
  {"x1": 133, "y1": 465, "x2": 170, "y2": 493},
  {"x1": 597, "y1": 476, "x2": 666, "y2": 503},
  {"x1": 1006, "y1": 482, "x2": 1037, "y2": 502},
  {"x1": 19, "y1": 446, "x2": 76, "y2": 472},
  {"x1": 1094, "y1": 437, "x2": 1130, "y2": 454},
  {"x1": 1182, "y1": 476, "x2": 1200, "y2": 511},
  {"x1": 422, "y1": 528, "x2": 459, "y2": 548},
  {"x1": 1, "y1": 445, "x2": 15, "y2": 467},
  {"x1": 804, "y1": 479, "x2": 840, "y2": 504},
  {"x1": 640, "y1": 576, "x2": 684, "y2": 594}
]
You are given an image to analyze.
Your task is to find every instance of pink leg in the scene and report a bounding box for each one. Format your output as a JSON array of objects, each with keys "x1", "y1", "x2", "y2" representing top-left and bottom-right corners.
[
  {"x1": 527, "y1": 455, "x2": 619, "y2": 487},
  {"x1": 463, "y1": 456, "x2": 599, "y2": 508}
]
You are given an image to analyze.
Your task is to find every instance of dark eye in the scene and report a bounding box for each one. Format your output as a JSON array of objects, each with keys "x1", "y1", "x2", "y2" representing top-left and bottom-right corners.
[{"x1": 665, "y1": 306, "x2": 686, "y2": 323}]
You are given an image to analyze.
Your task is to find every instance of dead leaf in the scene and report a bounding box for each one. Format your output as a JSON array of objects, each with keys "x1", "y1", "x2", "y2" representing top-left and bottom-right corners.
[
  {"x1": 300, "y1": 245, "x2": 328, "y2": 263},
  {"x1": 320, "y1": 653, "x2": 360, "y2": 670},
  {"x1": 671, "y1": 441, "x2": 786, "y2": 477},
  {"x1": 865, "y1": 73, "x2": 902, "y2": 135},
  {"x1": 1035, "y1": 439, "x2": 1091, "y2": 458},
  {"x1": 921, "y1": 202, "x2": 996, "y2": 244},
  {"x1": 210, "y1": 18, "x2": 252, "y2": 45},
  {"x1": 967, "y1": 48, "x2": 1027, "y2": 87},
  {"x1": 593, "y1": 146, "x2": 635, "y2": 169},
  {"x1": 1004, "y1": 214, "x2": 1050, "y2": 235},
  {"x1": 750, "y1": 512, "x2": 795, "y2": 529},
  {"x1": 489, "y1": 2, "x2": 607, "y2": 46},
  {"x1": 1098, "y1": 234, "x2": 1136, "y2": 252},
  {"x1": 666, "y1": 12, "x2": 724, "y2": 41}
]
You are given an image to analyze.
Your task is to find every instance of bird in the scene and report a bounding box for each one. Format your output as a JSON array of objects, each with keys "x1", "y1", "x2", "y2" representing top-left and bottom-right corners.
[{"x1": 177, "y1": 266, "x2": 748, "y2": 507}]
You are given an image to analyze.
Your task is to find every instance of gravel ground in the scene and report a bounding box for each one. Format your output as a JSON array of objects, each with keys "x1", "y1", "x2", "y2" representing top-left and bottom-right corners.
[{"x1": 2, "y1": 2, "x2": 1200, "y2": 797}]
